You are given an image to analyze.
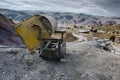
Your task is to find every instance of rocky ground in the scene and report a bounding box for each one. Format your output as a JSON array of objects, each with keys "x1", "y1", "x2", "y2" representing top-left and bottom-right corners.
[{"x1": 0, "y1": 41, "x2": 120, "y2": 80}]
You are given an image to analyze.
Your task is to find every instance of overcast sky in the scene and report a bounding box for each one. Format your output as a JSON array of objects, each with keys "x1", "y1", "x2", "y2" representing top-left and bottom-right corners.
[{"x1": 0, "y1": 0, "x2": 120, "y2": 16}]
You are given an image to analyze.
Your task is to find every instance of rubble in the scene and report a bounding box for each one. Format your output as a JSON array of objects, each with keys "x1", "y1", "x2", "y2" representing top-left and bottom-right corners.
[
  {"x1": 88, "y1": 39, "x2": 115, "y2": 52},
  {"x1": 0, "y1": 42, "x2": 120, "y2": 80}
]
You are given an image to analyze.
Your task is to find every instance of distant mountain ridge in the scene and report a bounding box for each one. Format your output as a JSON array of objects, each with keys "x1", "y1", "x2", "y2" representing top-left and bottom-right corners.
[
  {"x1": 0, "y1": 9, "x2": 30, "y2": 21},
  {"x1": 0, "y1": 9, "x2": 120, "y2": 26}
]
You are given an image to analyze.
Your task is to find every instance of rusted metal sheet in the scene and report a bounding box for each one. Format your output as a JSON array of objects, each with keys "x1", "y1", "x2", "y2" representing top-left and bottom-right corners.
[{"x1": 15, "y1": 15, "x2": 57, "y2": 52}]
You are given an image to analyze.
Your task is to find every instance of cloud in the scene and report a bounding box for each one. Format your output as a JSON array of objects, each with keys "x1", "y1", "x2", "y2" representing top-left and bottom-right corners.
[
  {"x1": 89, "y1": 0, "x2": 120, "y2": 16},
  {"x1": 0, "y1": 0, "x2": 120, "y2": 16}
]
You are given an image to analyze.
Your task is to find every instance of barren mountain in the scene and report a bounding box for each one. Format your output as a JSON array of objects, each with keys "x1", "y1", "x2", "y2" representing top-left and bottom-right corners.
[
  {"x1": 0, "y1": 9, "x2": 30, "y2": 21},
  {"x1": 1, "y1": 9, "x2": 120, "y2": 26}
]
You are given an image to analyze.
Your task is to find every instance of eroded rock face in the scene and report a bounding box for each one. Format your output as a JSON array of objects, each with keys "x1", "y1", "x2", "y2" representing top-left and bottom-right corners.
[{"x1": 0, "y1": 13, "x2": 22, "y2": 46}]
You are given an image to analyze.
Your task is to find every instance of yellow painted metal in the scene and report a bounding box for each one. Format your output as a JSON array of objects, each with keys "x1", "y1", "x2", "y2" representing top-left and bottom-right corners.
[{"x1": 15, "y1": 15, "x2": 54, "y2": 52}]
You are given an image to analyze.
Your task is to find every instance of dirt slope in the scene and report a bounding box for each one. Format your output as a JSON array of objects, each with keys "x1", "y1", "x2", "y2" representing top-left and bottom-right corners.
[{"x1": 0, "y1": 13, "x2": 22, "y2": 46}]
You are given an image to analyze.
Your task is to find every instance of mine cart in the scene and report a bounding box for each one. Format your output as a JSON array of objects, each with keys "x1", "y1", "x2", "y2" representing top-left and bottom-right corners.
[{"x1": 15, "y1": 15, "x2": 66, "y2": 61}]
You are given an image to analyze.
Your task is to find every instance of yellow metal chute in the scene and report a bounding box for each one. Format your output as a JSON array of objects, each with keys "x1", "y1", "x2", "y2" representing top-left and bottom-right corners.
[{"x1": 15, "y1": 15, "x2": 57, "y2": 52}]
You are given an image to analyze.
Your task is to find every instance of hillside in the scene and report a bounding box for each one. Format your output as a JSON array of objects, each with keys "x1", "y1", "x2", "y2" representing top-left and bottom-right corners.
[
  {"x1": 0, "y1": 9, "x2": 120, "y2": 80},
  {"x1": 0, "y1": 13, "x2": 22, "y2": 46}
]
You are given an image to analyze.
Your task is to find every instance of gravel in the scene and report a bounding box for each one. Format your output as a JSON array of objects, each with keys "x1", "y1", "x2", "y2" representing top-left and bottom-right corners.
[{"x1": 0, "y1": 41, "x2": 120, "y2": 80}]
